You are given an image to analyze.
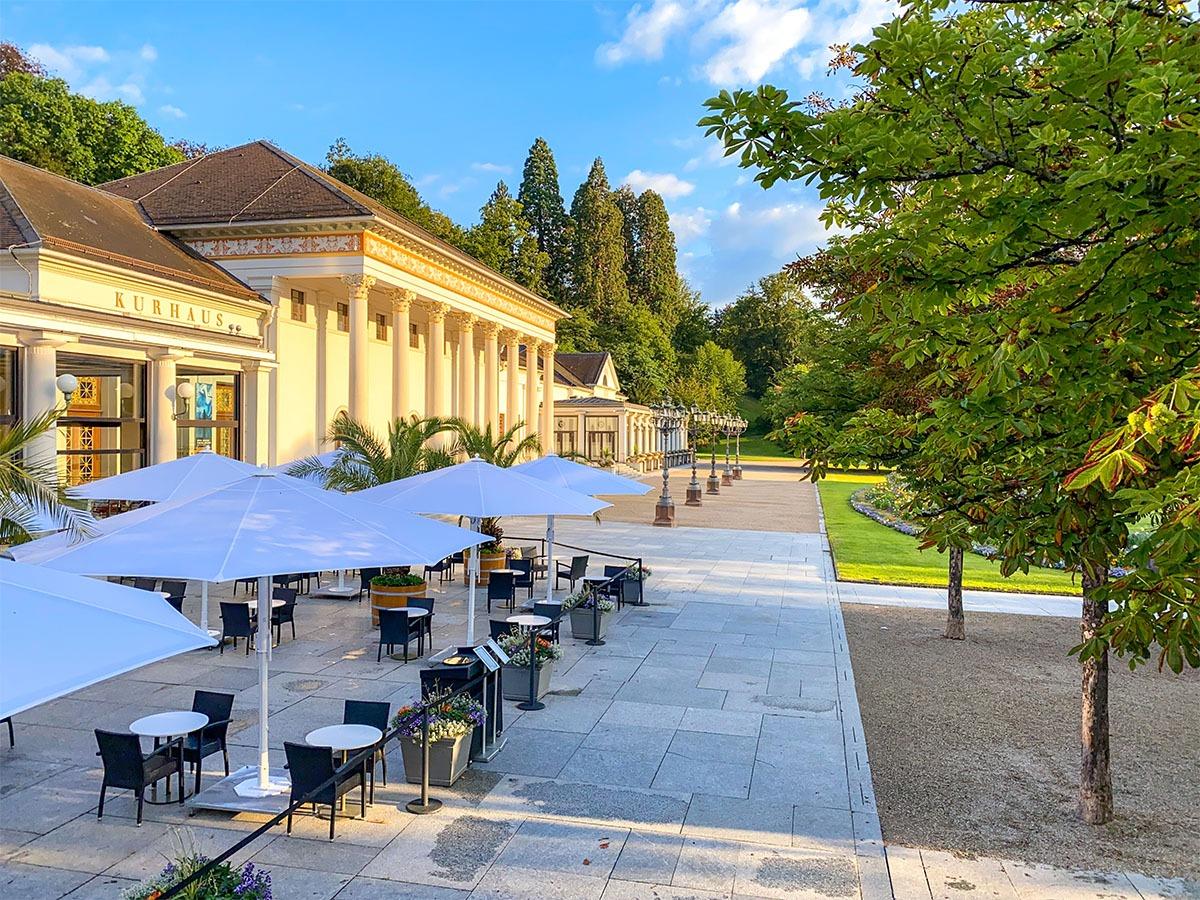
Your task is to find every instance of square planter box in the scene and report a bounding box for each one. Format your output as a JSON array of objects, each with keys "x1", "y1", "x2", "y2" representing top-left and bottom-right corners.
[
  {"x1": 502, "y1": 661, "x2": 555, "y2": 701},
  {"x1": 399, "y1": 731, "x2": 472, "y2": 787},
  {"x1": 569, "y1": 607, "x2": 611, "y2": 641}
]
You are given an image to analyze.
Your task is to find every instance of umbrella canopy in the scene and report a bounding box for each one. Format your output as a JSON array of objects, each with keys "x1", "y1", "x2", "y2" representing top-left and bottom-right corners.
[
  {"x1": 358, "y1": 456, "x2": 609, "y2": 518},
  {"x1": 0, "y1": 559, "x2": 215, "y2": 720},
  {"x1": 268, "y1": 449, "x2": 343, "y2": 485},
  {"x1": 359, "y1": 457, "x2": 609, "y2": 642},
  {"x1": 512, "y1": 454, "x2": 652, "y2": 497},
  {"x1": 69, "y1": 448, "x2": 259, "y2": 502},
  {"x1": 17, "y1": 470, "x2": 487, "y2": 580},
  {"x1": 13, "y1": 470, "x2": 486, "y2": 798}
]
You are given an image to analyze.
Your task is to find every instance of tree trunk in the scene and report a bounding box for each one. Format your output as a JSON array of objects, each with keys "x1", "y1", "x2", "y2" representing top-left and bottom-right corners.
[
  {"x1": 944, "y1": 547, "x2": 965, "y2": 640},
  {"x1": 1079, "y1": 566, "x2": 1113, "y2": 824}
]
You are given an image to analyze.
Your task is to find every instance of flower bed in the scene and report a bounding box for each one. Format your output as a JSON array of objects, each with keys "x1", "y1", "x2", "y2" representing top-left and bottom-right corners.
[{"x1": 123, "y1": 855, "x2": 270, "y2": 899}]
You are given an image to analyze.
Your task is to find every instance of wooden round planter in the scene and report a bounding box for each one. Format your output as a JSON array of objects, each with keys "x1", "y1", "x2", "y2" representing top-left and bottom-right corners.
[
  {"x1": 370, "y1": 581, "x2": 425, "y2": 626},
  {"x1": 465, "y1": 549, "x2": 508, "y2": 585}
]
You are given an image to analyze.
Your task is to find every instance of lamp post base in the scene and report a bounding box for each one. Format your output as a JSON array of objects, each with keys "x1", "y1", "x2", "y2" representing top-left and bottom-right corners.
[
  {"x1": 653, "y1": 499, "x2": 676, "y2": 526},
  {"x1": 732, "y1": 465, "x2": 743, "y2": 480},
  {"x1": 685, "y1": 483, "x2": 702, "y2": 506},
  {"x1": 722, "y1": 470, "x2": 734, "y2": 486},
  {"x1": 706, "y1": 475, "x2": 720, "y2": 494}
]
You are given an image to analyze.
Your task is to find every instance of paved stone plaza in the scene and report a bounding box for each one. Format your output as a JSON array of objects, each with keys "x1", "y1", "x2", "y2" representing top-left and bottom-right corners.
[{"x1": 1, "y1": 468, "x2": 1193, "y2": 898}]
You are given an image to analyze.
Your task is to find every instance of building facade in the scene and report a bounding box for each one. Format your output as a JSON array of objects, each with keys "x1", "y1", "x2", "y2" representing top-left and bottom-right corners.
[{"x1": 0, "y1": 143, "x2": 688, "y2": 486}]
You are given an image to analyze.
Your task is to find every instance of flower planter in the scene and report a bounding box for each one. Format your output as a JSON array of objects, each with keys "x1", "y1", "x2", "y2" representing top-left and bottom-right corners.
[
  {"x1": 502, "y1": 660, "x2": 555, "y2": 701},
  {"x1": 569, "y1": 607, "x2": 612, "y2": 641},
  {"x1": 370, "y1": 581, "x2": 425, "y2": 627},
  {"x1": 399, "y1": 730, "x2": 473, "y2": 787},
  {"x1": 465, "y1": 548, "x2": 507, "y2": 585}
]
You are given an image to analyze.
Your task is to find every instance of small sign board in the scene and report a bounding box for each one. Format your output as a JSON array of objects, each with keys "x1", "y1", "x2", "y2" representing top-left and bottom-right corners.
[
  {"x1": 473, "y1": 645, "x2": 500, "y2": 672},
  {"x1": 485, "y1": 638, "x2": 511, "y2": 666}
]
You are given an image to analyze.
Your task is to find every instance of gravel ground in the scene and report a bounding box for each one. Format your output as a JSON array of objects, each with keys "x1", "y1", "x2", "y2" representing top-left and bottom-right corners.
[
  {"x1": 842, "y1": 604, "x2": 1200, "y2": 879},
  {"x1": 596, "y1": 460, "x2": 820, "y2": 532}
]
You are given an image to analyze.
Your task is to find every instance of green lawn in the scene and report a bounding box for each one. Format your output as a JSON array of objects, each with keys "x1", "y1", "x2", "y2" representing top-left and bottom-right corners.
[{"x1": 818, "y1": 474, "x2": 1082, "y2": 595}]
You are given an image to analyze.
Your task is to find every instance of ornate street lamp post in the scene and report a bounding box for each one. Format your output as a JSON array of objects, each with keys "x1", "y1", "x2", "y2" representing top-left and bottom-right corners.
[
  {"x1": 652, "y1": 400, "x2": 682, "y2": 527},
  {"x1": 685, "y1": 405, "x2": 702, "y2": 506},
  {"x1": 705, "y1": 410, "x2": 721, "y2": 495},
  {"x1": 732, "y1": 416, "x2": 746, "y2": 479},
  {"x1": 721, "y1": 415, "x2": 735, "y2": 486}
]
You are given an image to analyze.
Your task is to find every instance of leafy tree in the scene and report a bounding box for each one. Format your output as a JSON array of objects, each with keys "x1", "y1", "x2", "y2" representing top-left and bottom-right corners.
[
  {"x1": 715, "y1": 272, "x2": 815, "y2": 395},
  {"x1": 0, "y1": 72, "x2": 183, "y2": 184},
  {"x1": 630, "y1": 190, "x2": 684, "y2": 333},
  {"x1": 289, "y1": 413, "x2": 453, "y2": 491},
  {"x1": 702, "y1": 0, "x2": 1200, "y2": 824},
  {"x1": 0, "y1": 42, "x2": 45, "y2": 78},
  {"x1": 672, "y1": 340, "x2": 746, "y2": 414},
  {"x1": 0, "y1": 409, "x2": 93, "y2": 543},
  {"x1": 518, "y1": 137, "x2": 572, "y2": 305},
  {"x1": 325, "y1": 139, "x2": 470, "y2": 251},
  {"x1": 672, "y1": 284, "x2": 714, "y2": 355},
  {"x1": 568, "y1": 158, "x2": 630, "y2": 316},
  {"x1": 466, "y1": 181, "x2": 549, "y2": 293}
]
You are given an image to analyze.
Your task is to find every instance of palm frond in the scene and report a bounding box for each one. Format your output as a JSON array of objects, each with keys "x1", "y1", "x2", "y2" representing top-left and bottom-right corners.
[{"x1": 0, "y1": 408, "x2": 94, "y2": 542}]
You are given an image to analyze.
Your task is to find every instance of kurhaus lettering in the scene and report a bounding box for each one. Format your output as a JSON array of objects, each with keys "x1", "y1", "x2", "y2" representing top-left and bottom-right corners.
[{"x1": 114, "y1": 290, "x2": 225, "y2": 328}]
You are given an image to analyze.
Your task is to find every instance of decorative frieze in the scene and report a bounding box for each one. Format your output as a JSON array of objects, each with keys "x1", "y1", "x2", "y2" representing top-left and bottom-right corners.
[{"x1": 187, "y1": 233, "x2": 363, "y2": 258}]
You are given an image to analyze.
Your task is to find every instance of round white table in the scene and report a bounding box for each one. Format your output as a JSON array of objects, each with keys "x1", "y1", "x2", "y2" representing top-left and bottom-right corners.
[
  {"x1": 130, "y1": 711, "x2": 208, "y2": 802},
  {"x1": 306, "y1": 724, "x2": 382, "y2": 752},
  {"x1": 506, "y1": 614, "x2": 551, "y2": 631},
  {"x1": 236, "y1": 598, "x2": 287, "y2": 609}
]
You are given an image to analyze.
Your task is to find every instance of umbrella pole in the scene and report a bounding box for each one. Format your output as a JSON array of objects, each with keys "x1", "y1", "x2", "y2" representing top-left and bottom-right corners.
[
  {"x1": 466, "y1": 517, "x2": 479, "y2": 645},
  {"x1": 256, "y1": 574, "x2": 270, "y2": 789},
  {"x1": 200, "y1": 582, "x2": 209, "y2": 636},
  {"x1": 545, "y1": 515, "x2": 555, "y2": 605}
]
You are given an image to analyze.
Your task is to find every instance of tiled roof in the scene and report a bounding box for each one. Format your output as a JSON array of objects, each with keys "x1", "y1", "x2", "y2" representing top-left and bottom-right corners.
[
  {"x1": 555, "y1": 352, "x2": 610, "y2": 387},
  {"x1": 0, "y1": 156, "x2": 263, "y2": 302}
]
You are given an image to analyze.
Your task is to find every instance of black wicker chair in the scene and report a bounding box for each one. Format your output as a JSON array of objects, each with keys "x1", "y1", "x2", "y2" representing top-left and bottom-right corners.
[
  {"x1": 343, "y1": 700, "x2": 390, "y2": 802},
  {"x1": 219, "y1": 602, "x2": 254, "y2": 655},
  {"x1": 182, "y1": 690, "x2": 234, "y2": 794},
  {"x1": 283, "y1": 741, "x2": 366, "y2": 841},
  {"x1": 95, "y1": 729, "x2": 183, "y2": 824}
]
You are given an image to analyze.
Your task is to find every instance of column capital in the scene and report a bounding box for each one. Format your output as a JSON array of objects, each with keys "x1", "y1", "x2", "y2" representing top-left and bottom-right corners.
[
  {"x1": 450, "y1": 311, "x2": 478, "y2": 331},
  {"x1": 147, "y1": 347, "x2": 190, "y2": 361},
  {"x1": 479, "y1": 319, "x2": 502, "y2": 339},
  {"x1": 341, "y1": 274, "x2": 377, "y2": 296},
  {"x1": 525, "y1": 337, "x2": 543, "y2": 353},
  {"x1": 541, "y1": 342, "x2": 557, "y2": 356},
  {"x1": 389, "y1": 287, "x2": 416, "y2": 312},
  {"x1": 18, "y1": 330, "x2": 74, "y2": 349},
  {"x1": 500, "y1": 327, "x2": 522, "y2": 345},
  {"x1": 421, "y1": 299, "x2": 450, "y2": 323}
]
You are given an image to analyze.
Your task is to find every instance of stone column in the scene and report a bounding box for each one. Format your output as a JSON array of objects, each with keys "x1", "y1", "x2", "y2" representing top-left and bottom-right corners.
[
  {"x1": 481, "y1": 321, "x2": 500, "y2": 433},
  {"x1": 618, "y1": 410, "x2": 628, "y2": 464},
  {"x1": 242, "y1": 360, "x2": 266, "y2": 465},
  {"x1": 391, "y1": 289, "x2": 413, "y2": 420},
  {"x1": 540, "y1": 343, "x2": 555, "y2": 457},
  {"x1": 503, "y1": 329, "x2": 520, "y2": 434},
  {"x1": 148, "y1": 348, "x2": 188, "y2": 464},
  {"x1": 342, "y1": 274, "x2": 376, "y2": 421},
  {"x1": 424, "y1": 300, "x2": 449, "y2": 420},
  {"x1": 454, "y1": 313, "x2": 477, "y2": 425},
  {"x1": 524, "y1": 338, "x2": 541, "y2": 444},
  {"x1": 314, "y1": 298, "x2": 330, "y2": 441},
  {"x1": 20, "y1": 331, "x2": 72, "y2": 470}
]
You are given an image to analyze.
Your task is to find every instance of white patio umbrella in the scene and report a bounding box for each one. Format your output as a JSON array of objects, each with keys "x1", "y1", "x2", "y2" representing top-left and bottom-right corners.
[
  {"x1": 358, "y1": 457, "x2": 609, "y2": 642},
  {"x1": 15, "y1": 470, "x2": 486, "y2": 797},
  {"x1": 0, "y1": 559, "x2": 216, "y2": 721},
  {"x1": 67, "y1": 449, "x2": 261, "y2": 636},
  {"x1": 512, "y1": 454, "x2": 651, "y2": 602}
]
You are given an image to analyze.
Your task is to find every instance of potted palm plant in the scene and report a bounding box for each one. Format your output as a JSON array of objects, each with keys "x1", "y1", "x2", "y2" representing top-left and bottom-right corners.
[
  {"x1": 287, "y1": 412, "x2": 454, "y2": 491},
  {"x1": 392, "y1": 693, "x2": 486, "y2": 787},
  {"x1": 562, "y1": 589, "x2": 616, "y2": 640},
  {"x1": 498, "y1": 628, "x2": 562, "y2": 701},
  {"x1": 369, "y1": 572, "x2": 426, "y2": 626},
  {"x1": 447, "y1": 419, "x2": 541, "y2": 584}
]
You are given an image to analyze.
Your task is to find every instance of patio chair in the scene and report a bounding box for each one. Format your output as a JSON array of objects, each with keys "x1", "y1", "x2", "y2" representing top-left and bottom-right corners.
[
  {"x1": 95, "y1": 729, "x2": 183, "y2": 825},
  {"x1": 377, "y1": 608, "x2": 417, "y2": 662},
  {"x1": 2, "y1": 715, "x2": 13, "y2": 747},
  {"x1": 556, "y1": 555, "x2": 589, "y2": 592},
  {"x1": 601, "y1": 565, "x2": 627, "y2": 606},
  {"x1": 407, "y1": 596, "x2": 434, "y2": 645},
  {"x1": 164, "y1": 594, "x2": 184, "y2": 614},
  {"x1": 423, "y1": 557, "x2": 451, "y2": 584},
  {"x1": 343, "y1": 700, "x2": 390, "y2": 802},
  {"x1": 131, "y1": 577, "x2": 158, "y2": 593},
  {"x1": 447, "y1": 551, "x2": 464, "y2": 580},
  {"x1": 486, "y1": 572, "x2": 516, "y2": 613},
  {"x1": 283, "y1": 741, "x2": 366, "y2": 841},
  {"x1": 218, "y1": 601, "x2": 255, "y2": 655},
  {"x1": 272, "y1": 588, "x2": 298, "y2": 644},
  {"x1": 511, "y1": 558, "x2": 534, "y2": 601},
  {"x1": 233, "y1": 577, "x2": 257, "y2": 595},
  {"x1": 489, "y1": 619, "x2": 516, "y2": 641},
  {"x1": 161, "y1": 579, "x2": 187, "y2": 603},
  {"x1": 357, "y1": 567, "x2": 381, "y2": 603},
  {"x1": 182, "y1": 690, "x2": 234, "y2": 794},
  {"x1": 518, "y1": 546, "x2": 545, "y2": 579},
  {"x1": 533, "y1": 602, "x2": 562, "y2": 643}
]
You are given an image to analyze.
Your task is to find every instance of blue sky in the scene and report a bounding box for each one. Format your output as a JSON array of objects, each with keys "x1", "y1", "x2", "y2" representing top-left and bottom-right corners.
[{"x1": 4, "y1": 0, "x2": 895, "y2": 307}]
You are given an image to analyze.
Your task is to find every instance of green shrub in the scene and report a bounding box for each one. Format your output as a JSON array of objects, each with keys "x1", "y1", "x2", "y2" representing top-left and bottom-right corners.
[{"x1": 371, "y1": 573, "x2": 424, "y2": 588}]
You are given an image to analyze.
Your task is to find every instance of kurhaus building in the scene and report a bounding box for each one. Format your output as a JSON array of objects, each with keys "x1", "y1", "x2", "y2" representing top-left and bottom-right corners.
[{"x1": 0, "y1": 142, "x2": 685, "y2": 484}]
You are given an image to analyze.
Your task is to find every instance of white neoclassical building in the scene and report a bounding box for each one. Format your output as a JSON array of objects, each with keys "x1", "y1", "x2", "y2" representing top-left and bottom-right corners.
[{"x1": 0, "y1": 143, "x2": 689, "y2": 487}]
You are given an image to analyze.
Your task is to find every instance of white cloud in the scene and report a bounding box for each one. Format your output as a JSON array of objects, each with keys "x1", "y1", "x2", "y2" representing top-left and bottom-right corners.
[
  {"x1": 700, "y1": 0, "x2": 812, "y2": 85},
  {"x1": 471, "y1": 162, "x2": 512, "y2": 175},
  {"x1": 623, "y1": 169, "x2": 695, "y2": 199},
  {"x1": 670, "y1": 206, "x2": 713, "y2": 243},
  {"x1": 713, "y1": 197, "x2": 840, "y2": 256},
  {"x1": 139, "y1": 44, "x2": 158, "y2": 62},
  {"x1": 28, "y1": 43, "x2": 109, "y2": 79},
  {"x1": 158, "y1": 104, "x2": 186, "y2": 119},
  {"x1": 596, "y1": 0, "x2": 695, "y2": 66}
]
